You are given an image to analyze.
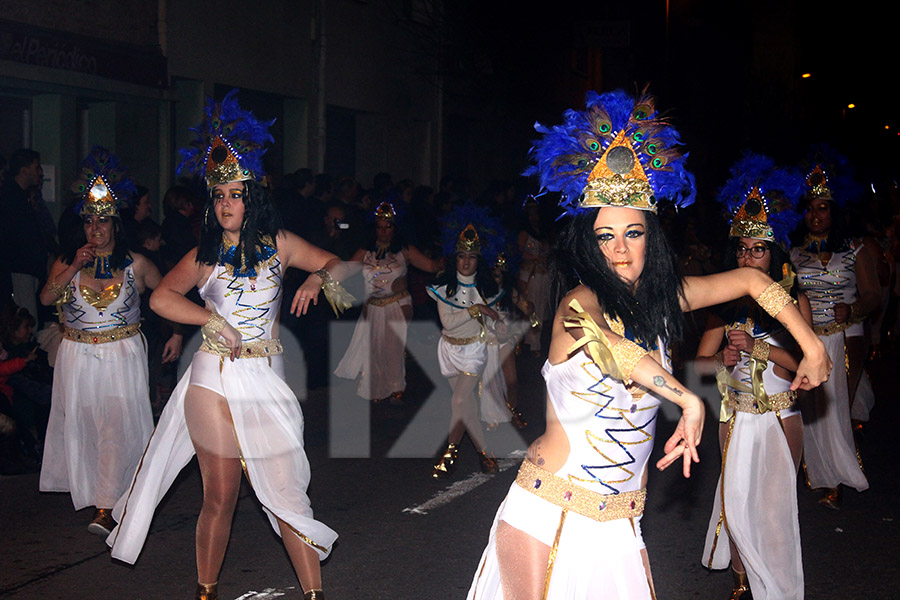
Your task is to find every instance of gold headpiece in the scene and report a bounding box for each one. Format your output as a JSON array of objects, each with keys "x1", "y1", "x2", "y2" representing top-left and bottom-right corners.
[
  {"x1": 81, "y1": 176, "x2": 119, "y2": 216},
  {"x1": 374, "y1": 201, "x2": 397, "y2": 222},
  {"x1": 72, "y1": 147, "x2": 136, "y2": 217},
  {"x1": 581, "y1": 131, "x2": 656, "y2": 212},
  {"x1": 729, "y1": 186, "x2": 775, "y2": 241},
  {"x1": 205, "y1": 136, "x2": 252, "y2": 188},
  {"x1": 456, "y1": 223, "x2": 481, "y2": 253},
  {"x1": 806, "y1": 165, "x2": 832, "y2": 200},
  {"x1": 494, "y1": 252, "x2": 508, "y2": 271}
]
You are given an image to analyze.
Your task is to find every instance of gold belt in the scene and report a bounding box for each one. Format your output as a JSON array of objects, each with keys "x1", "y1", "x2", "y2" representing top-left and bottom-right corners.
[
  {"x1": 64, "y1": 323, "x2": 140, "y2": 344},
  {"x1": 200, "y1": 338, "x2": 284, "y2": 359},
  {"x1": 367, "y1": 290, "x2": 409, "y2": 307},
  {"x1": 813, "y1": 319, "x2": 860, "y2": 336},
  {"x1": 727, "y1": 389, "x2": 796, "y2": 414},
  {"x1": 442, "y1": 334, "x2": 481, "y2": 346},
  {"x1": 515, "y1": 459, "x2": 646, "y2": 523}
]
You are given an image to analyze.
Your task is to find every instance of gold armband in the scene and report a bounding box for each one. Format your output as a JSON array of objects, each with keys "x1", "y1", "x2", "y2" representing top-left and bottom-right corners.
[
  {"x1": 315, "y1": 268, "x2": 355, "y2": 316},
  {"x1": 467, "y1": 305, "x2": 482, "y2": 319},
  {"x1": 204, "y1": 311, "x2": 226, "y2": 336},
  {"x1": 200, "y1": 311, "x2": 230, "y2": 355},
  {"x1": 609, "y1": 337, "x2": 648, "y2": 382},
  {"x1": 750, "y1": 338, "x2": 770, "y2": 362},
  {"x1": 755, "y1": 281, "x2": 792, "y2": 317}
]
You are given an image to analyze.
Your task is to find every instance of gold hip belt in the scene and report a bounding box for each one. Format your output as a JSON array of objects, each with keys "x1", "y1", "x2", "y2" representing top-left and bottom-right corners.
[
  {"x1": 727, "y1": 389, "x2": 796, "y2": 414},
  {"x1": 200, "y1": 338, "x2": 283, "y2": 359},
  {"x1": 442, "y1": 334, "x2": 481, "y2": 346},
  {"x1": 813, "y1": 319, "x2": 860, "y2": 336},
  {"x1": 515, "y1": 459, "x2": 645, "y2": 523},
  {"x1": 64, "y1": 323, "x2": 140, "y2": 344},
  {"x1": 367, "y1": 290, "x2": 409, "y2": 307}
]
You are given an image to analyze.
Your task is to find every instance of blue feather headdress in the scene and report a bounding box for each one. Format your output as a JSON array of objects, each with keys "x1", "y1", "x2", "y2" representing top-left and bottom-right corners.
[
  {"x1": 177, "y1": 89, "x2": 275, "y2": 188},
  {"x1": 802, "y1": 144, "x2": 862, "y2": 208},
  {"x1": 716, "y1": 152, "x2": 804, "y2": 247},
  {"x1": 525, "y1": 88, "x2": 695, "y2": 216},
  {"x1": 439, "y1": 203, "x2": 506, "y2": 266},
  {"x1": 71, "y1": 146, "x2": 137, "y2": 217}
]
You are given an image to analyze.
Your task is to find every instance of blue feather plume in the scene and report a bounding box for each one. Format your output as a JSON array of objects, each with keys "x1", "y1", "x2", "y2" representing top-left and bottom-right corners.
[
  {"x1": 70, "y1": 146, "x2": 137, "y2": 214},
  {"x1": 803, "y1": 144, "x2": 863, "y2": 207},
  {"x1": 439, "y1": 203, "x2": 506, "y2": 265}
]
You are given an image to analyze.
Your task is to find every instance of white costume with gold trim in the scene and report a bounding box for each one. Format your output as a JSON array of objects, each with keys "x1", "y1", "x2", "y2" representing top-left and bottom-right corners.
[
  {"x1": 701, "y1": 308, "x2": 803, "y2": 600},
  {"x1": 107, "y1": 255, "x2": 337, "y2": 563},
  {"x1": 467, "y1": 340, "x2": 667, "y2": 599},
  {"x1": 40, "y1": 264, "x2": 152, "y2": 511}
]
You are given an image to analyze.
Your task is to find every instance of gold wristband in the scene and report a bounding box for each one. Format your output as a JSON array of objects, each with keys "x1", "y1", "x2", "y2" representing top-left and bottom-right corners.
[
  {"x1": 467, "y1": 305, "x2": 482, "y2": 319},
  {"x1": 750, "y1": 338, "x2": 770, "y2": 362},
  {"x1": 203, "y1": 311, "x2": 226, "y2": 336},
  {"x1": 314, "y1": 268, "x2": 334, "y2": 287},
  {"x1": 47, "y1": 280, "x2": 68, "y2": 298},
  {"x1": 755, "y1": 281, "x2": 792, "y2": 317},
  {"x1": 609, "y1": 337, "x2": 648, "y2": 382}
]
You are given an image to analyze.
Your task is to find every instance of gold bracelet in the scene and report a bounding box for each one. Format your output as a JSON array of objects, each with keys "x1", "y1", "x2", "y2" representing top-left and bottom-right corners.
[
  {"x1": 314, "y1": 268, "x2": 334, "y2": 287},
  {"x1": 467, "y1": 305, "x2": 482, "y2": 319},
  {"x1": 609, "y1": 337, "x2": 648, "y2": 381},
  {"x1": 203, "y1": 311, "x2": 226, "y2": 336},
  {"x1": 750, "y1": 338, "x2": 770, "y2": 362},
  {"x1": 755, "y1": 281, "x2": 792, "y2": 317},
  {"x1": 47, "y1": 280, "x2": 68, "y2": 298}
]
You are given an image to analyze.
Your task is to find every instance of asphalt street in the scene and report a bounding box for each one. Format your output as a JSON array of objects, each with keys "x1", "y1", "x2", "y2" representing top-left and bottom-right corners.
[{"x1": 2, "y1": 329, "x2": 898, "y2": 599}]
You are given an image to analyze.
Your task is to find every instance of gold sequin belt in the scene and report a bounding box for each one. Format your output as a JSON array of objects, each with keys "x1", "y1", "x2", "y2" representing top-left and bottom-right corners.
[
  {"x1": 200, "y1": 338, "x2": 284, "y2": 359},
  {"x1": 442, "y1": 334, "x2": 481, "y2": 346},
  {"x1": 727, "y1": 389, "x2": 796, "y2": 414},
  {"x1": 64, "y1": 323, "x2": 140, "y2": 344},
  {"x1": 366, "y1": 290, "x2": 409, "y2": 307},
  {"x1": 515, "y1": 459, "x2": 646, "y2": 523},
  {"x1": 813, "y1": 319, "x2": 860, "y2": 336}
]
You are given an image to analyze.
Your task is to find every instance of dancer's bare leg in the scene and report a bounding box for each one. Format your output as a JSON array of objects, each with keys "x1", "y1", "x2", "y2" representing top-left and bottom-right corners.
[
  {"x1": 717, "y1": 421, "x2": 745, "y2": 573},
  {"x1": 500, "y1": 343, "x2": 519, "y2": 410},
  {"x1": 184, "y1": 385, "x2": 242, "y2": 585}
]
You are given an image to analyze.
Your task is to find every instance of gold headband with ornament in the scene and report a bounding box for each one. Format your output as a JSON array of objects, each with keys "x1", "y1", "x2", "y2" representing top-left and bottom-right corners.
[
  {"x1": 205, "y1": 136, "x2": 257, "y2": 188},
  {"x1": 456, "y1": 224, "x2": 482, "y2": 253},
  {"x1": 80, "y1": 176, "x2": 120, "y2": 217},
  {"x1": 581, "y1": 131, "x2": 656, "y2": 212},
  {"x1": 729, "y1": 185, "x2": 775, "y2": 241},
  {"x1": 374, "y1": 201, "x2": 397, "y2": 223},
  {"x1": 805, "y1": 164, "x2": 832, "y2": 200}
]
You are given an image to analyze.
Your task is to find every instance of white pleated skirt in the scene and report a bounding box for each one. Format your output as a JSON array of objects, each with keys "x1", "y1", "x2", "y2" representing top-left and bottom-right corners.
[
  {"x1": 801, "y1": 332, "x2": 868, "y2": 491},
  {"x1": 334, "y1": 297, "x2": 410, "y2": 400},
  {"x1": 702, "y1": 409, "x2": 804, "y2": 600},
  {"x1": 468, "y1": 481, "x2": 652, "y2": 600},
  {"x1": 39, "y1": 335, "x2": 152, "y2": 510},
  {"x1": 479, "y1": 342, "x2": 510, "y2": 424},
  {"x1": 107, "y1": 350, "x2": 337, "y2": 564}
]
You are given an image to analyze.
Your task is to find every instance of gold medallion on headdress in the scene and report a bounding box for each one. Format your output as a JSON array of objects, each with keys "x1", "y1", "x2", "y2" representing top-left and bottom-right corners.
[
  {"x1": 805, "y1": 164, "x2": 832, "y2": 200},
  {"x1": 81, "y1": 176, "x2": 118, "y2": 217},
  {"x1": 206, "y1": 136, "x2": 251, "y2": 187},
  {"x1": 456, "y1": 223, "x2": 482, "y2": 253},
  {"x1": 729, "y1": 186, "x2": 774, "y2": 241},
  {"x1": 374, "y1": 201, "x2": 397, "y2": 223},
  {"x1": 581, "y1": 131, "x2": 655, "y2": 212}
]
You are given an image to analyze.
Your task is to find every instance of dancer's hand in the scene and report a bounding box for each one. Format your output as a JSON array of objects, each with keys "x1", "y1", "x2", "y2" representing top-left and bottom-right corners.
[
  {"x1": 479, "y1": 304, "x2": 500, "y2": 321},
  {"x1": 219, "y1": 322, "x2": 242, "y2": 361},
  {"x1": 656, "y1": 394, "x2": 704, "y2": 478},
  {"x1": 291, "y1": 276, "x2": 323, "y2": 316},
  {"x1": 833, "y1": 302, "x2": 851, "y2": 324},
  {"x1": 725, "y1": 329, "x2": 753, "y2": 354},
  {"x1": 791, "y1": 345, "x2": 832, "y2": 390},
  {"x1": 722, "y1": 343, "x2": 741, "y2": 367},
  {"x1": 75, "y1": 243, "x2": 96, "y2": 269},
  {"x1": 161, "y1": 333, "x2": 183, "y2": 364}
]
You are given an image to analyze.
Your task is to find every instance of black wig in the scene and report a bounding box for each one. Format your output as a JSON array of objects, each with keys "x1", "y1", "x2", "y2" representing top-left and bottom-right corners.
[
  {"x1": 550, "y1": 208, "x2": 685, "y2": 345},
  {"x1": 196, "y1": 180, "x2": 283, "y2": 270},
  {"x1": 433, "y1": 254, "x2": 500, "y2": 301}
]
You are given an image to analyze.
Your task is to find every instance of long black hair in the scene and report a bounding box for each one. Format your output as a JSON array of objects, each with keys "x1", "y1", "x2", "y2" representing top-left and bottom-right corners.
[
  {"x1": 196, "y1": 180, "x2": 283, "y2": 269},
  {"x1": 433, "y1": 253, "x2": 499, "y2": 301},
  {"x1": 551, "y1": 208, "x2": 685, "y2": 345},
  {"x1": 61, "y1": 215, "x2": 130, "y2": 270}
]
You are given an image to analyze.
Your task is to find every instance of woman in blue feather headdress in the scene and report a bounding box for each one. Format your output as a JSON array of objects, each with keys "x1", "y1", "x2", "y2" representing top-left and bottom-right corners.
[
  {"x1": 694, "y1": 152, "x2": 809, "y2": 599},
  {"x1": 466, "y1": 90, "x2": 831, "y2": 600},
  {"x1": 108, "y1": 91, "x2": 351, "y2": 600}
]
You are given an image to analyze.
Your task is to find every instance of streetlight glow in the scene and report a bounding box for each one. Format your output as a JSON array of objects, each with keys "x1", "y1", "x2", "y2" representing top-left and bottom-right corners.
[{"x1": 801, "y1": 73, "x2": 812, "y2": 78}]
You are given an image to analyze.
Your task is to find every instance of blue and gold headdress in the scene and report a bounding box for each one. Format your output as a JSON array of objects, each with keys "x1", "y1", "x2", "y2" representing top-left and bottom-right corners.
[
  {"x1": 802, "y1": 144, "x2": 862, "y2": 208},
  {"x1": 440, "y1": 203, "x2": 505, "y2": 265},
  {"x1": 717, "y1": 152, "x2": 804, "y2": 246},
  {"x1": 71, "y1": 146, "x2": 137, "y2": 217},
  {"x1": 526, "y1": 88, "x2": 695, "y2": 216},
  {"x1": 177, "y1": 89, "x2": 275, "y2": 188}
]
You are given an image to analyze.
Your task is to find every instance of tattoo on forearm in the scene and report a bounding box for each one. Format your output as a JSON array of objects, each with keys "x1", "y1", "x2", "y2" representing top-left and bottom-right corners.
[{"x1": 653, "y1": 375, "x2": 684, "y2": 396}]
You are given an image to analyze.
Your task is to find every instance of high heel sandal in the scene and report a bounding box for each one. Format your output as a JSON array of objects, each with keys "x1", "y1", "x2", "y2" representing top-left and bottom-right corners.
[
  {"x1": 818, "y1": 486, "x2": 841, "y2": 510},
  {"x1": 431, "y1": 442, "x2": 459, "y2": 479},
  {"x1": 478, "y1": 450, "x2": 499, "y2": 474},
  {"x1": 304, "y1": 590, "x2": 325, "y2": 600},
  {"x1": 195, "y1": 582, "x2": 218, "y2": 600},
  {"x1": 87, "y1": 508, "x2": 115, "y2": 536},
  {"x1": 729, "y1": 569, "x2": 751, "y2": 599}
]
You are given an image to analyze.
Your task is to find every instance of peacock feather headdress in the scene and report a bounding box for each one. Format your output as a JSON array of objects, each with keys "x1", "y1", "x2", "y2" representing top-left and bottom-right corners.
[
  {"x1": 71, "y1": 146, "x2": 137, "y2": 217},
  {"x1": 802, "y1": 144, "x2": 862, "y2": 207},
  {"x1": 717, "y1": 152, "x2": 804, "y2": 246},
  {"x1": 177, "y1": 89, "x2": 275, "y2": 188},
  {"x1": 439, "y1": 203, "x2": 506, "y2": 265},
  {"x1": 525, "y1": 88, "x2": 695, "y2": 216}
]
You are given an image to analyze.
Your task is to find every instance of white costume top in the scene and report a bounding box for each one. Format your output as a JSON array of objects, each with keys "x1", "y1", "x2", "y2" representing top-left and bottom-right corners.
[
  {"x1": 108, "y1": 253, "x2": 338, "y2": 563},
  {"x1": 40, "y1": 263, "x2": 153, "y2": 511},
  {"x1": 790, "y1": 242, "x2": 868, "y2": 491},
  {"x1": 468, "y1": 331, "x2": 668, "y2": 599},
  {"x1": 334, "y1": 249, "x2": 412, "y2": 399},
  {"x1": 701, "y1": 305, "x2": 803, "y2": 600}
]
